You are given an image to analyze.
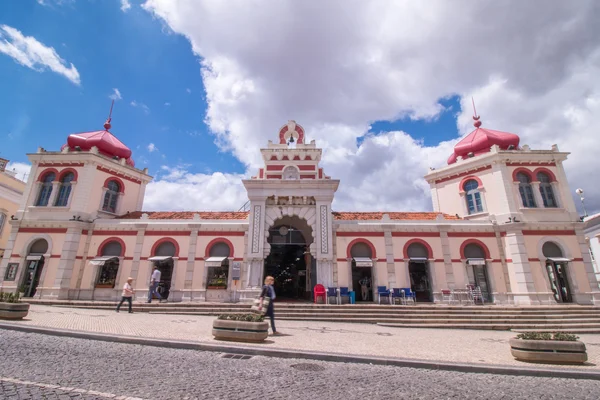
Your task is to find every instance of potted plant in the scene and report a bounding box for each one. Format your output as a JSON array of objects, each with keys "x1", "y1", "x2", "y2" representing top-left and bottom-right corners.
[
  {"x1": 0, "y1": 291, "x2": 30, "y2": 320},
  {"x1": 212, "y1": 313, "x2": 268, "y2": 343},
  {"x1": 510, "y1": 332, "x2": 587, "y2": 364}
]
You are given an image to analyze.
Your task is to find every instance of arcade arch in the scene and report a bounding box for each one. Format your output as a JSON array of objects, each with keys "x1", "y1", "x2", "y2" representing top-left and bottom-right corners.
[
  {"x1": 462, "y1": 241, "x2": 492, "y2": 302},
  {"x1": 149, "y1": 239, "x2": 178, "y2": 300},
  {"x1": 349, "y1": 240, "x2": 375, "y2": 302},
  {"x1": 21, "y1": 238, "x2": 49, "y2": 297}
]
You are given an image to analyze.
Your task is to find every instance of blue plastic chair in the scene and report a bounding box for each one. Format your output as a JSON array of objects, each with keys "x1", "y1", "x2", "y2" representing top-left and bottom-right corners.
[
  {"x1": 400, "y1": 287, "x2": 416, "y2": 304},
  {"x1": 326, "y1": 287, "x2": 338, "y2": 304},
  {"x1": 391, "y1": 288, "x2": 404, "y2": 305},
  {"x1": 339, "y1": 287, "x2": 351, "y2": 304},
  {"x1": 377, "y1": 286, "x2": 391, "y2": 304}
]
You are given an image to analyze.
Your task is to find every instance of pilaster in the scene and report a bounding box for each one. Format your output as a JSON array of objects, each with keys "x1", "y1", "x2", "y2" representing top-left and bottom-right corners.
[
  {"x1": 182, "y1": 228, "x2": 198, "y2": 301},
  {"x1": 439, "y1": 230, "x2": 455, "y2": 289},
  {"x1": 505, "y1": 230, "x2": 537, "y2": 304}
]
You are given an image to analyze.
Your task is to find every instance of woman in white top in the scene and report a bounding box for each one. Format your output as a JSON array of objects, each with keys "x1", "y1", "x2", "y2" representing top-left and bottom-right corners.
[{"x1": 116, "y1": 277, "x2": 135, "y2": 313}]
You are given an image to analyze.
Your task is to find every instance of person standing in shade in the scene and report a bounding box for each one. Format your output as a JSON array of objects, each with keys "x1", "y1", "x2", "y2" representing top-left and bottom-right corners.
[
  {"x1": 147, "y1": 265, "x2": 162, "y2": 303},
  {"x1": 116, "y1": 277, "x2": 135, "y2": 313},
  {"x1": 260, "y1": 276, "x2": 280, "y2": 335}
]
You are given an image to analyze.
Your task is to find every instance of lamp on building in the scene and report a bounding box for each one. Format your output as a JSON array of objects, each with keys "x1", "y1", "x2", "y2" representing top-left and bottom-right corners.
[{"x1": 576, "y1": 188, "x2": 588, "y2": 218}]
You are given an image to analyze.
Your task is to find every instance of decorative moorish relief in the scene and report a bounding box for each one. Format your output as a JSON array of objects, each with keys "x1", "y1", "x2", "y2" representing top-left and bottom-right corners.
[
  {"x1": 320, "y1": 205, "x2": 328, "y2": 253},
  {"x1": 252, "y1": 205, "x2": 261, "y2": 253},
  {"x1": 266, "y1": 195, "x2": 316, "y2": 206}
]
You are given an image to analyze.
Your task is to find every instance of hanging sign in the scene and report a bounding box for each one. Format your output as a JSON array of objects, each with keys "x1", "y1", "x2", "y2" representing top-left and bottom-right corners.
[{"x1": 232, "y1": 262, "x2": 241, "y2": 281}]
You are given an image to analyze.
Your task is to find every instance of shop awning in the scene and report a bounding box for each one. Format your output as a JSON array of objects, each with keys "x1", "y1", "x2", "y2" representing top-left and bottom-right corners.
[
  {"x1": 89, "y1": 256, "x2": 119, "y2": 266},
  {"x1": 467, "y1": 258, "x2": 486, "y2": 265},
  {"x1": 547, "y1": 257, "x2": 572, "y2": 263},
  {"x1": 409, "y1": 257, "x2": 428, "y2": 263},
  {"x1": 148, "y1": 256, "x2": 173, "y2": 262},
  {"x1": 353, "y1": 257, "x2": 373, "y2": 267},
  {"x1": 205, "y1": 256, "x2": 227, "y2": 267},
  {"x1": 26, "y1": 255, "x2": 43, "y2": 261}
]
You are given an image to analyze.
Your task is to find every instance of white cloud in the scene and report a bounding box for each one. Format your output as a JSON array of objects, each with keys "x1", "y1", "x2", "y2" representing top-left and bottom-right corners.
[
  {"x1": 0, "y1": 25, "x2": 80, "y2": 85},
  {"x1": 147, "y1": 143, "x2": 157, "y2": 152},
  {"x1": 186, "y1": 88, "x2": 191, "y2": 94},
  {"x1": 143, "y1": 166, "x2": 247, "y2": 211},
  {"x1": 109, "y1": 88, "x2": 122, "y2": 100},
  {"x1": 130, "y1": 100, "x2": 150, "y2": 114},
  {"x1": 5, "y1": 162, "x2": 32, "y2": 182},
  {"x1": 143, "y1": 0, "x2": 600, "y2": 213},
  {"x1": 164, "y1": 102, "x2": 171, "y2": 106},
  {"x1": 120, "y1": 0, "x2": 132, "y2": 12}
]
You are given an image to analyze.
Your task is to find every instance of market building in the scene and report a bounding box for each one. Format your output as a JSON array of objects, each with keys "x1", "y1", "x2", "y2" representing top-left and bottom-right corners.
[{"x1": 0, "y1": 115, "x2": 598, "y2": 305}]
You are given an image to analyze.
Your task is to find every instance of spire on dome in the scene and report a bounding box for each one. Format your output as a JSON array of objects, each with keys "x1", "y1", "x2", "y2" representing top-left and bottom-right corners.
[
  {"x1": 472, "y1": 97, "x2": 482, "y2": 128},
  {"x1": 103, "y1": 100, "x2": 114, "y2": 130}
]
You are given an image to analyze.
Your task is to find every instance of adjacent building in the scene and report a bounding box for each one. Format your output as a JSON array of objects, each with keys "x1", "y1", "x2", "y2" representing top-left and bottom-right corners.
[
  {"x1": 0, "y1": 158, "x2": 26, "y2": 261},
  {"x1": 0, "y1": 116, "x2": 598, "y2": 305}
]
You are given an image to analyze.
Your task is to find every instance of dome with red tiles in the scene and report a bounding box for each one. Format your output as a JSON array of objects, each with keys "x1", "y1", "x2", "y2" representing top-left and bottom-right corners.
[
  {"x1": 64, "y1": 117, "x2": 135, "y2": 167},
  {"x1": 447, "y1": 116, "x2": 520, "y2": 164}
]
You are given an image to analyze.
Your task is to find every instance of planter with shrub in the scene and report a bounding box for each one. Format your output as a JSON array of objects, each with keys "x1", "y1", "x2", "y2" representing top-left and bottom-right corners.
[
  {"x1": 510, "y1": 332, "x2": 587, "y2": 364},
  {"x1": 0, "y1": 291, "x2": 30, "y2": 320},
  {"x1": 212, "y1": 313, "x2": 269, "y2": 343}
]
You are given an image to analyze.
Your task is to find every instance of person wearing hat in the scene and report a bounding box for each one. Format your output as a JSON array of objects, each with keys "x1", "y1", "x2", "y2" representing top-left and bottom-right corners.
[{"x1": 116, "y1": 277, "x2": 135, "y2": 313}]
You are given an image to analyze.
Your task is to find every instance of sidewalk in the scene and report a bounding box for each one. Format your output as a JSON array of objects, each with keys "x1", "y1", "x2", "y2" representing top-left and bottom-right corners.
[{"x1": 3, "y1": 305, "x2": 600, "y2": 374}]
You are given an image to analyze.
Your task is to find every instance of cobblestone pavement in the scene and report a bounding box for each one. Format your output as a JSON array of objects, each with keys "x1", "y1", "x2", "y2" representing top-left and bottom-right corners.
[
  {"x1": 6, "y1": 305, "x2": 600, "y2": 370},
  {"x1": 1, "y1": 330, "x2": 599, "y2": 400}
]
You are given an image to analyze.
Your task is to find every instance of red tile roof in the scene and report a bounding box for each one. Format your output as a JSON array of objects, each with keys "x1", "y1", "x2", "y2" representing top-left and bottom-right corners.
[
  {"x1": 116, "y1": 211, "x2": 249, "y2": 220},
  {"x1": 332, "y1": 212, "x2": 460, "y2": 221}
]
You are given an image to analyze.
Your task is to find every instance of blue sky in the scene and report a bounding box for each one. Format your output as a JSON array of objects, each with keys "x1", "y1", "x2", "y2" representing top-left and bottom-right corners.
[{"x1": 0, "y1": 0, "x2": 460, "y2": 182}]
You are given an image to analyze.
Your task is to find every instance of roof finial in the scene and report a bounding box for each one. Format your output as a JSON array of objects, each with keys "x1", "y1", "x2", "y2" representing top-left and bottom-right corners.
[
  {"x1": 471, "y1": 97, "x2": 482, "y2": 128},
  {"x1": 104, "y1": 100, "x2": 114, "y2": 130}
]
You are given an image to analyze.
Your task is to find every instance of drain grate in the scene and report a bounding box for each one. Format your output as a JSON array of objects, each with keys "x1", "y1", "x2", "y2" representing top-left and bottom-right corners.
[
  {"x1": 290, "y1": 363, "x2": 326, "y2": 372},
  {"x1": 222, "y1": 353, "x2": 253, "y2": 360}
]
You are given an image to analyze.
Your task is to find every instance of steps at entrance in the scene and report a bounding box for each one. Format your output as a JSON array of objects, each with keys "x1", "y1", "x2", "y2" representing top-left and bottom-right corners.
[{"x1": 25, "y1": 299, "x2": 600, "y2": 332}]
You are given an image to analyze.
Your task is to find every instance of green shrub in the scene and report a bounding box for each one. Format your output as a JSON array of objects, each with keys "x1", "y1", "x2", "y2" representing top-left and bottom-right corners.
[
  {"x1": 516, "y1": 332, "x2": 579, "y2": 341},
  {"x1": 218, "y1": 313, "x2": 265, "y2": 322},
  {"x1": 0, "y1": 291, "x2": 21, "y2": 303}
]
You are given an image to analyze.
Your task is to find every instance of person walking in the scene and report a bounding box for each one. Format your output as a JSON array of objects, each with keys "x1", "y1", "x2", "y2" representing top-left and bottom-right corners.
[
  {"x1": 260, "y1": 276, "x2": 280, "y2": 335},
  {"x1": 116, "y1": 277, "x2": 135, "y2": 313},
  {"x1": 147, "y1": 265, "x2": 162, "y2": 303}
]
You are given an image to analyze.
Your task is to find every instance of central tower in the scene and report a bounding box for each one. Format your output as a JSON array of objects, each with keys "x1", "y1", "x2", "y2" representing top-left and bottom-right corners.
[{"x1": 242, "y1": 121, "x2": 339, "y2": 298}]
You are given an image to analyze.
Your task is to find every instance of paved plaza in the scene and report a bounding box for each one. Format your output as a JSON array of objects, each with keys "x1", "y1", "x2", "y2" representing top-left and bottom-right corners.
[
  {"x1": 2, "y1": 304, "x2": 600, "y2": 371},
  {"x1": 2, "y1": 330, "x2": 600, "y2": 400}
]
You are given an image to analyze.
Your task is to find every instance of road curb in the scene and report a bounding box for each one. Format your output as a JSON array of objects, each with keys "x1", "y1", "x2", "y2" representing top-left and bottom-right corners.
[{"x1": 1, "y1": 322, "x2": 599, "y2": 381}]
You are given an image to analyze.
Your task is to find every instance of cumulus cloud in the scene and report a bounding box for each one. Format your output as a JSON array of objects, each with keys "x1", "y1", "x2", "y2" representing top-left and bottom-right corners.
[
  {"x1": 130, "y1": 100, "x2": 150, "y2": 114},
  {"x1": 142, "y1": 0, "x2": 600, "y2": 213},
  {"x1": 143, "y1": 165, "x2": 247, "y2": 211},
  {"x1": 120, "y1": 0, "x2": 132, "y2": 12},
  {"x1": 147, "y1": 143, "x2": 157, "y2": 152},
  {"x1": 6, "y1": 162, "x2": 32, "y2": 182},
  {"x1": 109, "y1": 88, "x2": 122, "y2": 100},
  {"x1": 0, "y1": 24, "x2": 81, "y2": 85}
]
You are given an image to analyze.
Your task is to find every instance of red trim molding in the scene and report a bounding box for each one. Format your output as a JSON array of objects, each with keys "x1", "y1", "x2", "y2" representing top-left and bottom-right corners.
[
  {"x1": 522, "y1": 230, "x2": 576, "y2": 236},
  {"x1": 507, "y1": 162, "x2": 556, "y2": 167},
  {"x1": 39, "y1": 162, "x2": 85, "y2": 168},
  {"x1": 198, "y1": 231, "x2": 245, "y2": 237},
  {"x1": 512, "y1": 167, "x2": 534, "y2": 182},
  {"x1": 18, "y1": 227, "x2": 67, "y2": 233},
  {"x1": 97, "y1": 165, "x2": 142, "y2": 184},
  {"x1": 103, "y1": 176, "x2": 126, "y2": 193},
  {"x1": 266, "y1": 174, "x2": 282, "y2": 179},
  {"x1": 58, "y1": 168, "x2": 79, "y2": 182},
  {"x1": 459, "y1": 175, "x2": 483, "y2": 191},
  {"x1": 298, "y1": 165, "x2": 316, "y2": 171},
  {"x1": 300, "y1": 175, "x2": 315, "y2": 179},
  {"x1": 434, "y1": 165, "x2": 492, "y2": 184},
  {"x1": 150, "y1": 238, "x2": 180, "y2": 257},
  {"x1": 402, "y1": 238, "x2": 433, "y2": 259},
  {"x1": 459, "y1": 239, "x2": 491, "y2": 259},
  {"x1": 146, "y1": 231, "x2": 191, "y2": 236},
  {"x1": 204, "y1": 237, "x2": 235, "y2": 258},
  {"x1": 93, "y1": 230, "x2": 137, "y2": 236},
  {"x1": 391, "y1": 232, "x2": 440, "y2": 237},
  {"x1": 37, "y1": 168, "x2": 59, "y2": 182},
  {"x1": 448, "y1": 232, "x2": 495, "y2": 238},
  {"x1": 97, "y1": 237, "x2": 126, "y2": 257},
  {"x1": 337, "y1": 232, "x2": 385, "y2": 237},
  {"x1": 346, "y1": 238, "x2": 377, "y2": 259},
  {"x1": 266, "y1": 165, "x2": 284, "y2": 171},
  {"x1": 532, "y1": 167, "x2": 557, "y2": 182}
]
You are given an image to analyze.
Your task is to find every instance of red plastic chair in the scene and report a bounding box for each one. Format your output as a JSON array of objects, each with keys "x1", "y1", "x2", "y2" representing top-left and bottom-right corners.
[{"x1": 314, "y1": 284, "x2": 326, "y2": 304}]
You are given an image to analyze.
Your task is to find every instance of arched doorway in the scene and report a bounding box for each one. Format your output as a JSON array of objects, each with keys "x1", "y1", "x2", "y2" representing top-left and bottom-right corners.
[
  {"x1": 350, "y1": 241, "x2": 373, "y2": 302},
  {"x1": 407, "y1": 242, "x2": 432, "y2": 302},
  {"x1": 21, "y1": 239, "x2": 48, "y2": 297},
  {"x1": 149, "y1": 240, "x2": 177, "y2": 301},
  {"x1": 93, "y1": 240, "x2": 122, "y2": 289},
  {"x1": 264, "y1": 216, "x2": 313, "y2": 300},
  {"x1": 463, "y1": 242, "x2": 492, "y2": 302},
  {"x1": 543, "y1": 241, "x2": 572, "y2": 303},
  {"x1": 205, "y1": 241, "x2": 231, "y2": 290}
]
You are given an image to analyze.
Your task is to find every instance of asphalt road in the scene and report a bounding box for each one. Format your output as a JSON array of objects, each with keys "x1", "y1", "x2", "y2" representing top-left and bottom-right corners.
[{"x1": 1, "y1": 330, "x2": 599, "y2": 399}]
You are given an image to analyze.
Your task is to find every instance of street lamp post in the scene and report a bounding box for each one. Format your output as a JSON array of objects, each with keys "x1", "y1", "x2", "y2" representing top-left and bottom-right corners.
[{"x1": 575, "y1": 188, "x2": 588, "y2": 218}]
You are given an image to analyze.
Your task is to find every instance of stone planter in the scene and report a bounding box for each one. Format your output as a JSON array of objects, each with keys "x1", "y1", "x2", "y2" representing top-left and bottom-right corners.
[
  {"x1": 212, "y1": 319, "x2": 269, "y2": 343},
  {"x1": 509, "y1": 338, "x2": 587, "y2": 364},
  {"x1": 0, "y1": 302, "x2": 30, "y2": 320}
]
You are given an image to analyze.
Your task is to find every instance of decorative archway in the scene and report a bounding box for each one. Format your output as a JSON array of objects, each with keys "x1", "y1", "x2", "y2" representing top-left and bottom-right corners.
[
  {"x1": 459, "y1": 239, "x2": 491, "y2": 259},
  {"x1": 403, "y1": 239, "x2": 433, "y2": 259},
  {"x1": 204, "y1": 238, "x2": 234, "y2": 258},
  {"x1": 96, "y1": 237, "x2": 126, "y2": 257},
  {"x1": 150, "y1": 238, "x2": 180, "y2": 257},
  {"x1": 263, "y1": 210, "x2": 316, "y2": 257},
  {"x1": 346, "y1": 238, "x2": 376, "y2": 259}
]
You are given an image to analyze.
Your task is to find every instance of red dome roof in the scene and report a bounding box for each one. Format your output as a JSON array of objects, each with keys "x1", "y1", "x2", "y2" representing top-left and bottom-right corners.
[
  {"x1": 65, "y1": 119, "x2": 135, "y2": 167},
  {"x1": 447, "y1": 116, "x2": 519, "y2": 164}
]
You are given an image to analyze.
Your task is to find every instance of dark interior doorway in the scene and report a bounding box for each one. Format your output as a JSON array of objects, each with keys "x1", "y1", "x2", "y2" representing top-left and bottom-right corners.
[
  {"x1": 542, "y1": 241, "x2": 572, "y2": 303},
  {"x1": 21, "y1": 239, "x2": 48, "y2": 298},
  {"x1": 152, "y1": 241, "x2": 176, "y2": 301},
  {"x1": 264, "y1": 220, "x2": 312, "y2": 300},
  {"x1": 407, "y1": 242, "x2": 432, "y2": 302},
  {"x1": 350, "y1": 242, "x2": 373, "y2": 302}
]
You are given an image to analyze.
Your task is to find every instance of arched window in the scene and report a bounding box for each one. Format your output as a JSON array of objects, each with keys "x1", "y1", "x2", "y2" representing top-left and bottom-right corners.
[
  {"x1": 35, "y1": 172, "x2": 56, "y2": 206},
  {"x1": 516, "y1": 172, "x2": 536, "y2": 208},
  {"x1": 206, "y1": 241, "x2": 231, "y2": 290},
  {"x1": 464, "y1": 179, "x2": 483, "y2": 214},
  {"x1": 537, "y1": 172, "x2": 557, "y2": 208},
  {"x1": 96, "y1": 240, "x2": 122, "y2": 288},
  {"x1": 102, "y1": 180, "x2": 120, "y2": 213},
  {"x1": 54, "y1": 172, "x2": 75, "y2": 207},
  {"x1": 283, "y1": 166, "x2": 299, "y2": 180},
  {"x1": 542, "y1": 241, "x2": 571, "y2": 303},
  {"x1": 0, "y1": 212, "x2": 6, "y2": 234}
]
